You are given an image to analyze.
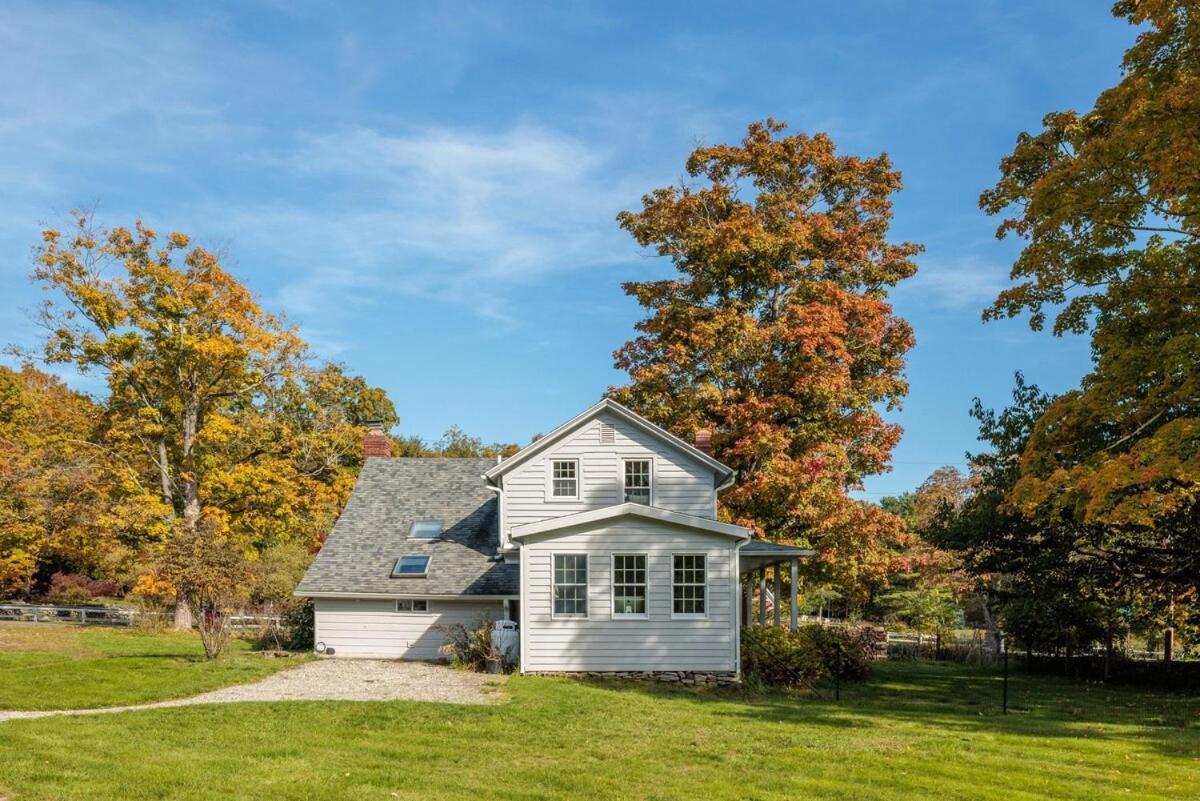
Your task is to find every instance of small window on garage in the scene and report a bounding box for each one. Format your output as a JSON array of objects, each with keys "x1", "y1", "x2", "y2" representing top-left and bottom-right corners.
[
  {"x1": 391, "y1": 555, "x2": 431, "y2": 577},
  {"x1": 395, "y1": 599, "x2": 430, "y2": 613}
]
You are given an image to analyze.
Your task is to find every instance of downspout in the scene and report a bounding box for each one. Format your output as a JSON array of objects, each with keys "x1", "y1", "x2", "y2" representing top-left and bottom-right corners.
[{"x1": 483, "y1": 478, "x2": 507, "y2": 553}]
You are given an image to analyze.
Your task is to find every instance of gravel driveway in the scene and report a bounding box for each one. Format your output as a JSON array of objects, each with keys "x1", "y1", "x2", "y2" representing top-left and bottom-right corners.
[{"x1": 0, "y1": 658, "x2": 507, "y2": 722}]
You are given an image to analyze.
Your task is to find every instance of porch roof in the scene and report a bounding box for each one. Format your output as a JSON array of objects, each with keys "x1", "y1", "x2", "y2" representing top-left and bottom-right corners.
[{"x1": 738, "y1": 539, "x2": 815, "y2": 572}]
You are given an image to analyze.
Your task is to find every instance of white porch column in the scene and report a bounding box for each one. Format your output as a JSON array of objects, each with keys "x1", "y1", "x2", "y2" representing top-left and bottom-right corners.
[
  {"x1": 790, "y1": 558, "x2": 799, "y2": 632},
  {"x1": 773, "y1": 567, "x2": 782, "y2": 627},
  {"x1": 758, "y1": 570, "x2": 767, "y2": 627},
  {"x1": 743, "y1": 573, "x2": 753, "y2": 628}
]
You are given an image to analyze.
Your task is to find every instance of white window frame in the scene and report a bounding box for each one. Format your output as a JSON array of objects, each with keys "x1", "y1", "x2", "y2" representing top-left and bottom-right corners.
[
  {"x1": 622, "y1": 457, "x2": 654, "y2": 506},
  {"x1": 551, "y1": 552, "x2": 589, "y2": 619},
  {"x1": 671, "y1": 552, "x2": 709, "y2": 619},
  {"x1": 395, "y1": 598, "x2": 430, "y2": 613},
  {"x1": 546, "y1": 458, "x2": 580, "y2": 501},
  {"x1": 610, "y1": 552, "x2": 648, "y2": 619}
]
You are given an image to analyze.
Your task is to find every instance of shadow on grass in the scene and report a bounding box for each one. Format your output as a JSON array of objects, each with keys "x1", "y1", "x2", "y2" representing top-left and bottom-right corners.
[{"x1": 572, "y1": 660, "x2": 1200, "y2": 759}]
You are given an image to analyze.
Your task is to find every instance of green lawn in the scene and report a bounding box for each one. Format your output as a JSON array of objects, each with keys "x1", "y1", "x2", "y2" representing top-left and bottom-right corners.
[
  {"x1": 0, "y1": 622, "x2": 306, "y2": 710},
  {"x1": 0, "y1": 645, "x2": 1197, "y2": 801}
]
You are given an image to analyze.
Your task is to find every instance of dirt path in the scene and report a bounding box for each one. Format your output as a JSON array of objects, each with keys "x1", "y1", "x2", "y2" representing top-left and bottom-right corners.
[{"x1": 0, "y1": 659, "x2": 507, "y2": 721}]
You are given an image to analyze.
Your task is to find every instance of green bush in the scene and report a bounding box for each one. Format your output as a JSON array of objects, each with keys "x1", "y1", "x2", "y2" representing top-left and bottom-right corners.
[
  {"x1": 741, "y1": 624, "x2": 871, "y2": 688},
  {"x1": 281, "y1": 599, "x2": 314, "y2": 652}
]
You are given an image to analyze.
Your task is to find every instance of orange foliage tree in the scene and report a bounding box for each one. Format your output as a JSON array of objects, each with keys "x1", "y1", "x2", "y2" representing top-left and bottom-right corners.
[
  {"x1": 981, "y1": 2, "x2": 1200, "y2": 623},
  {"x1": 26, "y1": 214, "x2": 394, "y2": 631},
  {"x1": 610, "y1": 120, "x2": 921, "y2": 603}
]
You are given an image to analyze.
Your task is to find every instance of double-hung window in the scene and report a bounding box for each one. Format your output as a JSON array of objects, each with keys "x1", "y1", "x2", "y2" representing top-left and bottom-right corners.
[
  {"x1": 551, "y1": 459, "x2": 579, "y2": 499},
  {"x1": 623, "y1": 459, "x2": 651, "y2": 505},
  {"x1": 672, "y1": 554, "x2": 707, "y2": 616},
  {"x1": 553, "y1": 554, "x2": 588, "y2": 616},
  {"x1": 611, "y1": 554, "x2": 647, "y2": 616}
]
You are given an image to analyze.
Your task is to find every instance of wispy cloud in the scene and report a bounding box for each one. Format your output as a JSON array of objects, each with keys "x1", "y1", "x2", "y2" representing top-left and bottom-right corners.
[
  {"x1": 216, "y1": 122, "x2": 653, "y2": 327},
  {"x1": 899, "y1": 254, "x2": 1010, "y2": 311}
]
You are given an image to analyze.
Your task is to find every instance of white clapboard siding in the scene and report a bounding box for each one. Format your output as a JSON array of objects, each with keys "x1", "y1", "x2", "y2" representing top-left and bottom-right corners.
[
  {"x1": 520, "y1": 521, "x2": 738, "y2": 672},
  {"x1": 503, "y1": 410, "x2": 716, "y2": 529},
  {"x1": 314, "y1": 597, "x2": 503, "y2": 659}
]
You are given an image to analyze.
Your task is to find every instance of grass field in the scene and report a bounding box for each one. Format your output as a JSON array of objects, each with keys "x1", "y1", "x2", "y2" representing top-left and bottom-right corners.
[
  {"x1": 0, "y1": 623, "x2": 306, "y2": 710},
  {"x1": 0, "y1": 626, "x2": 1197, "y2": 801}
]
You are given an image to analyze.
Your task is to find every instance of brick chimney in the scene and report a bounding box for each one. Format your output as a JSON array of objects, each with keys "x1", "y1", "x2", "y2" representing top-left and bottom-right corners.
[
  {"x1": 363, "y1": 420, "x2": 391, "y2": 459},
  {"x1": 694, "y1": 428, "x2": 713, "y2": 456}
]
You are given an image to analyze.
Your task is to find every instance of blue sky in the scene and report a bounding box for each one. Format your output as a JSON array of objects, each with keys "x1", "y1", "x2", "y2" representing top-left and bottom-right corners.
[{"x1": 0, "y1": 1, "x2": 1134, "y2": 499}]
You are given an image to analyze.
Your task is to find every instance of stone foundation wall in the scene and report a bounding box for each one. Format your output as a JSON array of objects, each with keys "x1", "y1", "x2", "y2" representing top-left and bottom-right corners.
[{"x1": 533, "y1": 670, "x2": 740, "y2": 686}]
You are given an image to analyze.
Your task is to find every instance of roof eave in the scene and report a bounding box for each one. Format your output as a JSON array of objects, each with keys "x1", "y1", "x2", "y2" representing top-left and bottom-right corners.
[
  {"x1": 509, "y1": 502, "x2": 751, "y2": 542},
  {"x1": 483, "y1": 398, "x2": 735, "y2": 484}
]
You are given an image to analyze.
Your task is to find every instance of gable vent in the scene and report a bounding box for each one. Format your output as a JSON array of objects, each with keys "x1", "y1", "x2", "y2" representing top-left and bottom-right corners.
[{"x1": 599, "y1": 422, "x2": 615, "y2": 444}]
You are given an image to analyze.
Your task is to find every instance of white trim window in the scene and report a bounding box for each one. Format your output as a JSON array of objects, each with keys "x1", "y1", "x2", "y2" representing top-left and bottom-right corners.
[
  {"x1": 672, "y1": 554, "x2": 707, "y2": 617},
  {"x1": 552, "y1": 553, "x2": 590, "y2": 618},
  {"x1": 553, "y1": 554, "x2": 588, "y2": 617},
  {"x1": 395, "y1": 599, "x2": 429, "y2": 613},
  {"x1": 550, "y1": 459, "x2": 579, "y2": 500},
  {"x1": 623, "y1": 458, "x2": 652, "y2": 505},
  {"x1": 611, "y1": 554, "x2": 647, "y2": 617}
]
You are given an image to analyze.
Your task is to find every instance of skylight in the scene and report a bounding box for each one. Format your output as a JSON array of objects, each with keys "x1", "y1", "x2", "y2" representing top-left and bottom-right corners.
[
  {"x1": 409, "y1": 520, "x2": 444, "y2": 539},
  {"x1": 391, "y1": 555, "x2": 431, "y2": 577}
]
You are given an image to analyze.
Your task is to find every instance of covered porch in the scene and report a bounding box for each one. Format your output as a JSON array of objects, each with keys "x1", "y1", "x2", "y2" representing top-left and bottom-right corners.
[{"x1": 738, "y1": 540, "x2": 815, "y2": 631}]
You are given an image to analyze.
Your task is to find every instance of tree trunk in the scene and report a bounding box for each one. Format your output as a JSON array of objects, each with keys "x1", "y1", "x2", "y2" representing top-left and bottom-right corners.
[
  {"x1": 157, "y1": 439, "x2": 173, "y2": 505},
  {"x1": 980, "y1": 588, "x2": 1000, "y2": 665}
]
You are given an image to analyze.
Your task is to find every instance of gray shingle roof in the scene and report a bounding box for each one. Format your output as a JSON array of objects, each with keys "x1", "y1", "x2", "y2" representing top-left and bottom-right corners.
[{"x1": 296, "y1": 458, "x2": 518, "y2": 597}]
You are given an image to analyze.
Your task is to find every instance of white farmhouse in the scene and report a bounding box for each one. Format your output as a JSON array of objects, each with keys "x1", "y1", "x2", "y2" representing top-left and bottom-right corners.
[{"x1": 296, "y1": 399, "x2": 811, "y2": 682}]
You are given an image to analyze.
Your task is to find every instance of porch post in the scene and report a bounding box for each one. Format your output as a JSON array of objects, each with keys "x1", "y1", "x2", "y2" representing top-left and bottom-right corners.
[
  {"x1": 758, "y1": 569, "x2": 767, "y2": 627},
  {"x1": 743, "y1": 573, "x2": 753, "y2": 628},
  {"x1": 773, "y1": 567, "x2": 782, "y2": 627},
  {"x1": 790, "y1": 558, "x2": 799, "y2": 632}
]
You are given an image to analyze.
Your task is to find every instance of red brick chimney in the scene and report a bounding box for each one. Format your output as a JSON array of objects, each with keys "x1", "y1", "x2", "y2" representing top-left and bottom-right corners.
[
  {"x1": 363, "y1": 420, "x2": 391, "y2": 459},
  {"x1": 694, "y1": 428, "x2": 713, "y2": 456}
]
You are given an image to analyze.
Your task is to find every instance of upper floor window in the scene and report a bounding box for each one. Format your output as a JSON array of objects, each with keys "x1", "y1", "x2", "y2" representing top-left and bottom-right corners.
[
  {"x1": 672, "y1": 554, "x2": 706, "y2": 616},
  {"x1": 553, "y1": 554, "x2": 588, "y2": 616},
  {"x1": 624, "y1": 459, "x2": 651, "y2": 505},
  {"x1": 551, "y1": 459, "x2": 579, "y2": 499},
  {"x1": 612, "y1": 554, "x2": 647, "y2": 616},
  {"x1": 409, "y1": 520, "x2": 443, "y2": 538}
]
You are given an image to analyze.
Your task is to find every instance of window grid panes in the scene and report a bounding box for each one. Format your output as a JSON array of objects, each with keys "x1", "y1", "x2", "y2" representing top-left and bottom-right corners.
[
  {"x1": 553, "y1": 554, "x2": 588, "y2": 616},
  {"x1": 395, "y1": 599, "x2": 429, "y2": 612},
  {"x1": 612, "y1": 554, "x2": 647, "y2": 616},
  {"x1": 624, "y1": 459, "x2": 651, "y2": 505},
  {"x1": 552, "y1": 460, "x2": 578, "y2": 498},
  {"x1": 673, "y1": 554, "x2": 706, "y2": 615}
]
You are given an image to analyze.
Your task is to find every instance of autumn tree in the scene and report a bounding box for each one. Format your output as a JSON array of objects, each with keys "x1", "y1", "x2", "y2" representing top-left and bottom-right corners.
[
  {"x1": 981, "y1": 1, "x2": 1200, "y2": 653},
  {"x1": 27, "y1": 214, "x2": 394, "y2": 634},
  {"x1": 610, "y1": 119, "x2": 921, "y2": 603},
  {"x1": 0, "y1": 365, "x2": 167, "y2": 595}
]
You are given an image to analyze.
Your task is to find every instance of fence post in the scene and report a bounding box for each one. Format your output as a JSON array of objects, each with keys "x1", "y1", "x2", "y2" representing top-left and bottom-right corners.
[
  {"x1": 81, "y1": 608, "x2": 87, "y2": 625},
  {"x1": 1002, "y1": 638, "x2": 1009, "y2": 714}
]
